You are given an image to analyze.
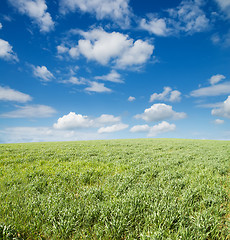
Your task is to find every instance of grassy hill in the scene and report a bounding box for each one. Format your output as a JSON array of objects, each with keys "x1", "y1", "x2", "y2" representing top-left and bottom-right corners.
[{"x1": 0, "y1": 139, "x2": 229, "y2": 239}]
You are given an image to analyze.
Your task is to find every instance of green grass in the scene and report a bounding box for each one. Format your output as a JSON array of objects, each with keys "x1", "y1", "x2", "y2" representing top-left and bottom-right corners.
[{"x1": 0, "y1": 139, "x2": 229, "y2": 239}]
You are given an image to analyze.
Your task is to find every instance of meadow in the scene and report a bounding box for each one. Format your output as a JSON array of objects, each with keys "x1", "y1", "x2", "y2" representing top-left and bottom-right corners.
[{"x1": 0, "y1": 139, "x2": 229, "y2": 239}]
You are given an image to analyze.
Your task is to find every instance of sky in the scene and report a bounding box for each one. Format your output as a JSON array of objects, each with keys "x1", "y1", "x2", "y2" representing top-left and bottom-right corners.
[{"x1": 0, "y1": 0, "x2": 230, "y2": 143}]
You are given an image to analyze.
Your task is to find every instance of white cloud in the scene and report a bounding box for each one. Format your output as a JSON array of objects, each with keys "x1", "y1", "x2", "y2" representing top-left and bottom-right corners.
[
  {"x1": 0, "y1": 105, "x2": 56, "y2": 118},
  {"x1": 130, "y1": 121, "x2": 176, "y2": 137},
  {"x1": 135, "y1": 103, "x2": 186, "y2": 122},
  {"x1": 98, "y1": 123, "x2": 128, "y2": 133},
  {"x1": 57, "y1": 44, "x2": 69, "y2": 54},
  {"x1": 33, "y1": 65, "x2": 54, "y2": 81},
  {"x1": 148, "y1": 121, "x2": 176, "y2": 137},
  {"x1": 140, "y1": 17, "x2": 170, "y2": 36},
  {"x1": 0, "y1": 86, "x2": 32, "y2": 102},
  {"x1": 140, "y1": 0, "x2": 209, "y2": 36},
  {"x1": 150, "y1": 87, "x2": 181, "y2": 102},
  {"x1": 0, "y1": 23, "x2": 2, "y2": 29},
  {"x1": 215, "y1": 0, "x2": 230, "y2": 18},
  {"x1": 61, "y1": 76, "x2": 86, "y2": 85},
  {"x1": 69, "y1": 47, "x2": 79, "y2": 59},
  {"x1": 209, "y1": 74, "x2": 226, "y2": 85},
  {"x1": 76, "y1": 28, "x2": 154, "y2": 68},
  {"x1": 54, "y1": 112, "x2": 93, "y2": 130},
  {"x1": 85, "y1": 81, "x2": 112, "y2": 93},
  {"x1": 214, "y1": 119, "x2": 224, "y2": 124},
  {"x1": 0, "y1": 39, "x2": 18, "y2": 62},
  {"x1": 211, "y1": 96, "x2": 230, "y2": 118},
  {"x1": 130, "y1": 124, "x2": 150, "y2": 133},
  {"x1": 128, "y1": 96, "x2": 136, "y2": 102},
  {"x1": 169, "y1": 90, "x2": 181, "y2": 102},
  {"x1": 168, "y1": 0, "x2": 209, "y2": 34},
  {"x1": 95, "y1": 70, "x2": 123, "y2": 83},
  {"x1": 59, "y1": 0, "x2": 131, "y2": 26},
  {"x1": 0, "y1": 127, "x2": 105, "y2": 143},
  {"x1": 191, "y1": 82, "x2": 230, "y2": 97},
  {"x1": 95, "y1": 114, "x2": 121, "y2": 125},
  {"x1": 8, "y1": 0, "x2": 54, "y2": 32},
  {"x1": 53, "y1": 112, "x2": 124, "y2": 130},
  {"x1": 116, "y1": 39, "x2": 154, "y2": 68}
]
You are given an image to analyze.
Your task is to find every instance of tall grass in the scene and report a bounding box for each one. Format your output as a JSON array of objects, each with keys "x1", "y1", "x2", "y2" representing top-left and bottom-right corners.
[{"x1": 0, "y1": 139, "x2": 229, "y2": 239}]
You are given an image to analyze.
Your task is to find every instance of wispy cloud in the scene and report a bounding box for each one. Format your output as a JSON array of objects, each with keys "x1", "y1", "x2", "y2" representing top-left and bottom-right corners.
[
  {"x1": 0, "y1": 105, "x2": 56, "y2": 118},
  {"x1": 0, "y1": 86, "x2": 31, "y2": 102}
]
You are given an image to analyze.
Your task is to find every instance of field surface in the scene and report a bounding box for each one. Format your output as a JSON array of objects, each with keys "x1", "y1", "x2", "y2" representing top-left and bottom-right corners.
[{"x1": 0, "y1": 139, "x2": 229, "y2": 239}]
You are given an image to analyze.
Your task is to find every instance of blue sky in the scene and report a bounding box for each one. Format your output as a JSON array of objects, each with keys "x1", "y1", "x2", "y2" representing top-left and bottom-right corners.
[{"x1": 0, "y1": 0, "x2": 230, "y2": 143}]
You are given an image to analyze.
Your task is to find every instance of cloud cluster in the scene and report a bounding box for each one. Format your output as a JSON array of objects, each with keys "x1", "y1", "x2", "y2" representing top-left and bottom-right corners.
[
  {"x1": 0, "y1": 86, "x2": 32, "y2": 102},
  {"x1": 8, "y1": 0, "x2": 54, "y2": 32},
  {"x1": 53, "y1": 112, "x2": 128, "y2": 134},
  {"x1": 130, "y1": 121, "x2": 176, "y2": 137},
  {"x1": 140, "y1": 0, "x2": 209, "y2": 36},
  {"x1": 212, "y1": 96, "x2": 230, "y2": 118},
  {"x1": 33, "y1": 65, "x2": 54, "y2": 82},
  {"x1": 150, "y1": 87, "x2": 181, "y2": 102},
  {"x1": 0, "y1": 39, "x2": 18, "y2": 62},
  {"x1": 135, "y1": 103, "x2": 186, "y2": 122},
  {"x1": 59, "y1": 0, "x2": 131, "y2": 26},
  {"x1": 59, "y1": 28, "x2": 154, "y2": 69}
]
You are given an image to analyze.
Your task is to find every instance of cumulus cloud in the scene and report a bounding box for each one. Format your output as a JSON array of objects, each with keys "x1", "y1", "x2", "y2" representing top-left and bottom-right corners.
[
  {"x1": 0, "y1": 23, "x2": 2, "y2": 29},
  {"x1": 214, "y1": 119, "x2": 224, "y2": 124},
  {"x1": 148, "y1": 121, "x2": 176, "y2": 137},
  {"x1": 57, "y1": 44, "x2": 69, "y2": 54},
  {"x1": 54, "y1": 112, "x2": 93, "y2": 129},
  {"x1": 33, "y1": 65, "x2": 54, "y2": 81},
  {"x1": 0, "y1": 105, "x2": 56, "y2": 118},
  {"x1": 130, "y1": 121, "x2": 176, "y2": 137},
  {"x1": 53, "y1": 112, "x2": 124, "y2": 130},
  {"x1": 140, "y1": 17, "x2": 170, "y2": 36},
  {"x1": 211, "y1": 96, "x2": 230, "y2": 118},
  {"x1": 59, "y1": 0, "x2": 131, "y2": 26},
  {"x1": 150, "y1": 87, "x2": 181, "y2": 102},
  {"x1": 209, "y1": 74, "x2": 226, "y2": 85},
  {"x1": 95, "y1": 70, "x2": 123, "y2": 83},
  {"x1": 0, "y1": 39, "x2": 18, "y2": 62},
  {"x1": 191, "y1": 82, "x2": 230, "y2": 97},
  {"x1": 128, "y1": 96, "x2": 136, "y2": 102},
  {"x1": 135, "y1": 103, "x2": 186, "y2": 122},
  {"x1": 8, "y1": 0, "x2": 54, "y2": 32},
  {"x1": 0, "y1": 86, "x2": 32, "y2": 102},
  {"x1": 74, "y1": 28, "x2": 154, "y2": 68},
  {"x1": 98, "y1": 123, "x2": 128, "y2": 133},
  {"x1": 130, "y1": 124, "x2": 150, "y2": 133},
  {"x1": 85, "y1": 81, "x2": 112, "y2": 93}
]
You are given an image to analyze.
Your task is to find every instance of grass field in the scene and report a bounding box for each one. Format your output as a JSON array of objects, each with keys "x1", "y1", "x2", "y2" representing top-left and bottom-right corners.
[{"x1": 0, "y1": 139, "x2": 229, "y2": 239}]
